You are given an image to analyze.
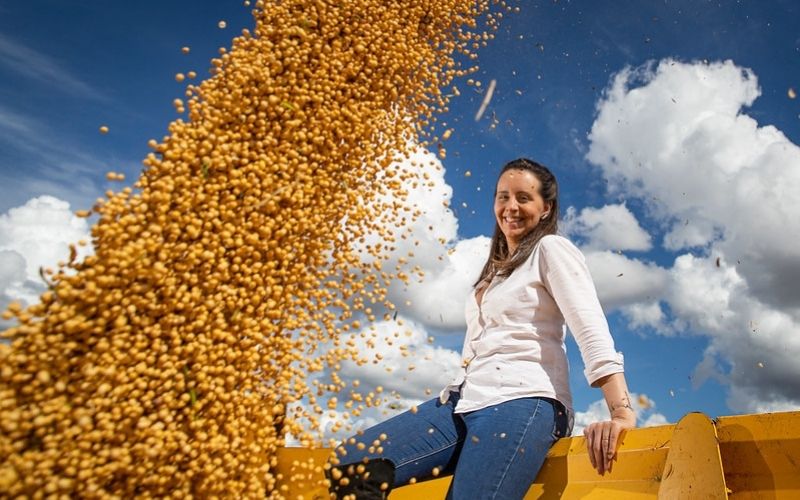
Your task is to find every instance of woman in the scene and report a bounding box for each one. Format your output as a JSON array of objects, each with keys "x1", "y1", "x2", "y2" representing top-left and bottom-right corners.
[{"x1": 329, "y1": 158, "x2": 636, "y2": 499}]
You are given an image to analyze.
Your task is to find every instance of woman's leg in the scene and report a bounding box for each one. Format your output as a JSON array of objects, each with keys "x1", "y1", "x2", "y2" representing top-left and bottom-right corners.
[
  {"x1": 331, "y1": 392, "x2": 466, "y2": 497},
  {"x1": 445, "y1": 397, "x2": 562, "y2": 500}
]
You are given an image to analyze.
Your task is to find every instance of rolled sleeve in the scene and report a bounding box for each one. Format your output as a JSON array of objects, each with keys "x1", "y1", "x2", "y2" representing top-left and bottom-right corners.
[{"x1": 539, "y1": 236, "x2": 625, "y2": 386}]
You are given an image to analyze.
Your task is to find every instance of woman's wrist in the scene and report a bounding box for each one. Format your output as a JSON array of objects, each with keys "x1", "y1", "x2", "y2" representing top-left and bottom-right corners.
[
  {"x1": 610, "y1": 406, "x2": 636, "y2": 425},
  {"x1": 609, "y1": 398, "x2": 633, "y2": 411},
  {"x1": 608, "y1": 395, "x2": 634, "y2": 417}
]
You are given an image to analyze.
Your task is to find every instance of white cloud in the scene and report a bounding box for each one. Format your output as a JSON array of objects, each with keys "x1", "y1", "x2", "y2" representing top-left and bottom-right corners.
[
  {"x1": 336, "y1": 318, "x2": 462, "y2": 400},
  {"x1": 302, "y1": 316, "x2": 462, "y2": 443},
  {"x1": 0, "y1": 196, "x2": 92, "y2": 327},
  {"x1": 620, "y1": 301, "x2": 667, "y2": 331},
  {"x1": 641, "y1": 412, "x2": 669, "y2": 428},
  {"x1": 667, "y1": 254, "x2": 743, "y2": 334},
  {"x1": 393, "y1": 236, "x2": 490, "y2": 329},
  {"x1": 305, "y1": 146, "x2": 491, "y2": 441},
  {"x1": 359, "y1": 146, "x2": 490, "y2": 331},
  {"x1": 587, "y1": 58, "x2": 800, "y2": 312},
  {"x1": 0, "y1": 250, "x2": 26, "y2": 287},
  {"x1": 587, "y1": 58, "x2": 800, "y2": 413},
  {"x1": 560, "y1": 204, "x2": 671, "y2": 329},
  {"x1": 668, "y1": 254, "x2": 800, "y2": 413},
  {"x1": 563, "y1": 204, "x2": 652, "y2": 251},
  {"x1": 584, "y1": 250, "x2": 669, "y2": 311},
  {"x1": 0, "y1": 250, "x2": 29, "y2": 329}
]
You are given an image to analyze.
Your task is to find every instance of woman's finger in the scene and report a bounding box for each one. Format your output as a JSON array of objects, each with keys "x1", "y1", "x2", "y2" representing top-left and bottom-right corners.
[
  {"x1": 584, "y1": 425, "x2": 597, "y2": 470},
  {"x1": 591, "y1": 425, "x2": 606, "y2": 474},
  {"x1": 587, "y1": 424, "x2": 603, "y2": 472},
  {"x1": 606, "y1": 424, "x2": 623, "y2": 474},
  {"x1": 592, "y1": 428, "x2": 603, "y2": 474},
  {"x1": 607, "y1": 424, "x2": 622, "y2": 459},
  {"x1": 599, "y1": 425, "x2": 611, "y2": 474}
]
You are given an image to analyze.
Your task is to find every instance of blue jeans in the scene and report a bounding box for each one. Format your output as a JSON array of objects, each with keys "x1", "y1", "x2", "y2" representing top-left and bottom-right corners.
[{"x1": 335, "y1": 393, "x2": 569, "y2": 499}]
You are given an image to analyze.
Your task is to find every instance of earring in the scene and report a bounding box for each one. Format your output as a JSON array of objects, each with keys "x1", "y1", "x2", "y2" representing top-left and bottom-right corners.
[{"x1": 541, "y1": 213, "x2": 549, "y2": 219}]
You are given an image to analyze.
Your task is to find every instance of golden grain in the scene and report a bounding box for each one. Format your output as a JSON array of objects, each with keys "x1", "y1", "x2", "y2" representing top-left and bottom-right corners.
[{"x1": 0, "y1": 0, "x2": 506, "y2": 497}]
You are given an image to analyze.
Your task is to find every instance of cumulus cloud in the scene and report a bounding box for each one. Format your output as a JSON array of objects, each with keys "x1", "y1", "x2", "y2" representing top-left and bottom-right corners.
[
  {"x1": 337, "y1": 318, "x2": 462, "y2": 399},
  {"x1": 299, "y1": 147, "x2": 483, "y2": 441},
  {"x1": 584, "y1": 250, "x2": 669, "y2": 311},
  {"x1": 0, "y1": 250, "x2": 28, "y2": 329},
  {"x1": 0, "y1": 195, "x2": 92, "y2": 328},
  {"x1": 393, "y1": 236, "x2": 490, "y2": 329},
  {"x1": 588, "y1": 58, "x2": 800, "y2": 312},
  {"x1": 586, "y1": 58, "x2": 800, "y2": 412},
  {"x1": 619, "y1": 301, "x2": 667, "y2": 331},
  {"x1": 562, "y1": 204, "x2": 652, "y2": 252},
  {"x1": 308, "y1": 315, "x2": 462, "y2": 442},
  {"x1": 559, "y1": 204, "x2": 668, "y2": 317},
  {"x1": 669, "y1": 254, "x2": 800, "y2": 414},
  {"x1": 361, "y1": 146, "x2": 490, "y2": 331}
]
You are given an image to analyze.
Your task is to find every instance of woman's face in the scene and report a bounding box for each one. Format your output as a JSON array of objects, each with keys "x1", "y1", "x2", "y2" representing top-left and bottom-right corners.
[{"x1": 494, "y1": 168, "x2": 551, "y2": 252}]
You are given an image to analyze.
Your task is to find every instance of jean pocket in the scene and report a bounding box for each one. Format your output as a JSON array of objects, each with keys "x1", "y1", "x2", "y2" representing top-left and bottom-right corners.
[{"x1": 550, "y1": 400, "x2": 570, "y2": 440}]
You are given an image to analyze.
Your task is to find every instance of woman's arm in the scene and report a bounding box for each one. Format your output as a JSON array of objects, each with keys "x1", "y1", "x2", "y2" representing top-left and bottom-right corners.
[
  {"x1": 538, "y1": 236, "x2": 625, "y2": 387},
  {"x1": 583, "y1": 372, "x2": 637, "y2": 475},
  {"x1": 537, "y1": 237, "x2": 636, "y2": 473}
]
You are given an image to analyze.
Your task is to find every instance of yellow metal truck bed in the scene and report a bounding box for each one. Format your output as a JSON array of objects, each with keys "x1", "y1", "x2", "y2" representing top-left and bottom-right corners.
[{"x1": 275, "y1": 410, "x2": 800, "y2": 499}]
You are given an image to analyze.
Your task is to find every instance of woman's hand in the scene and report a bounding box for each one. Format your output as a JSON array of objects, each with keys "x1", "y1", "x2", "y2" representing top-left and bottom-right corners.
[{"x1": 583, "y1": 408, "x2": 636, "y2": 475}]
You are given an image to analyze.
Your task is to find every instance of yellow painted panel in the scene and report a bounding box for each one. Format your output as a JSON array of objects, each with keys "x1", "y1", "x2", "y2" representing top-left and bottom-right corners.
[
  {"x1": 391, "y1": 477, "x2": 453, "y2": 500},
  {"x1": 716, "y1": 411, "x2": 800, "y2": 499},
  {"x1": 525, "y1": 424, "x2": 674, "y2": 499},
  {"x1": 658, "y1": 412, "x2": 728, "y2": 499}
]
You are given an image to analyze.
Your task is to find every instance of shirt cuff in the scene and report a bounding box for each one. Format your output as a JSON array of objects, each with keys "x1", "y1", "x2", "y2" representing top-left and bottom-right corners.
[{"x1": 584, "y1": 351, "x2": 625, "y2": 386}]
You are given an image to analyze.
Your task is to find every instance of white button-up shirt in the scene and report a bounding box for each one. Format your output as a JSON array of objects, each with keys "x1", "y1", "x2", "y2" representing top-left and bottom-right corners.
[{"x1": 439, "y1": 235, "x2": 624, "y2": 415}]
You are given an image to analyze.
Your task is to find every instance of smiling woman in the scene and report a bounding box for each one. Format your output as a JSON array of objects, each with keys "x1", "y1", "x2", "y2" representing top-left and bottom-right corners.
[{"x1": 329, "y1": 158, "x2": 635, "y2": 499}]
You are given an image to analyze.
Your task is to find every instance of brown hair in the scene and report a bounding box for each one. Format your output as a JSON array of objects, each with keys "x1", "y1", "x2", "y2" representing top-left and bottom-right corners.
[{"x1": 474, "y1": 158, "x2": 559, "y2": 287}]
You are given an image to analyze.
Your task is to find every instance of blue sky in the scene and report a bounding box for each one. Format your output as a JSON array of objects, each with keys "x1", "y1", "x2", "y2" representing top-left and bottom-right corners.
[{"x1": 1, "y1": 1, "x2": 799, "y2": 431}]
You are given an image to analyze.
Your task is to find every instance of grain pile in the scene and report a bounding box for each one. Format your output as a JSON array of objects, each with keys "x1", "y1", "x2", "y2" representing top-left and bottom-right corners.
[{"x1": 0, "y1": 0, "x2": 510, "y2": 497}]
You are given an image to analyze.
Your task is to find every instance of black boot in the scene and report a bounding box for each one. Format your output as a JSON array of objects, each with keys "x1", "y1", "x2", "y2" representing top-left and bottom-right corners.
[{"x1": 328, "y1": 458, "x2": 395, "y2": 500}]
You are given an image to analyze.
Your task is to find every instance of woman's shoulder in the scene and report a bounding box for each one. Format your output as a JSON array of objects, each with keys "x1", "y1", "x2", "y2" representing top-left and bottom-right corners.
[
  {"x1": 538, "y1": 234, "x2": 579, "y2": 251},
  {"x1": 536, "y1": 234, "x2": 584, "y2": 261}
]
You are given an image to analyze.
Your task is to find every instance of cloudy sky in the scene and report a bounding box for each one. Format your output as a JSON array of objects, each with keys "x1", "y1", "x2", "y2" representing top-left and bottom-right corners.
[{"x1": 1, "y1": 1, "x2": 799, "y2": 434}]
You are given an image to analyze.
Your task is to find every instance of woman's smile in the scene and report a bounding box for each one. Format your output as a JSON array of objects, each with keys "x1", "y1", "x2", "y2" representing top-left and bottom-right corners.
[{"x1": 494, "y1": 169, "x2": 551, "y2": 253}]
